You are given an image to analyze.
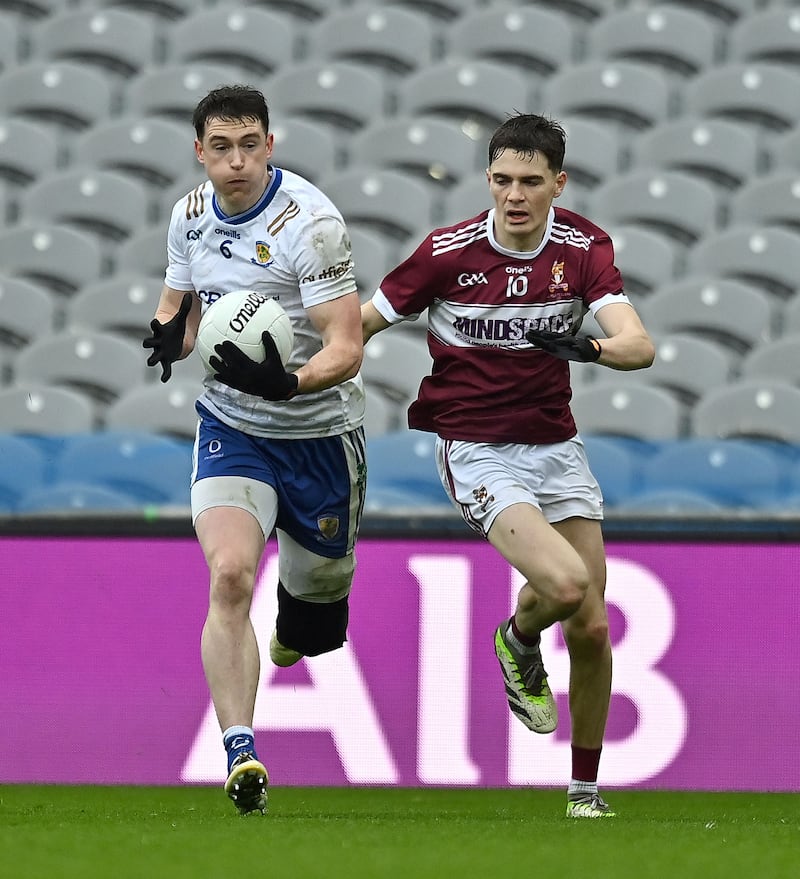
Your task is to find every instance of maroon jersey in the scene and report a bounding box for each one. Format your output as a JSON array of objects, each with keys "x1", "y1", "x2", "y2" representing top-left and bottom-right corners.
[{"x1": 372, "y1": 206, "x2": 628, "y2": 443}]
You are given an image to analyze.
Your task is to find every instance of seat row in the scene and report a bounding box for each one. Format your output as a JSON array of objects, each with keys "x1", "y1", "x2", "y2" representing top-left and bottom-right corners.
[
  {"x1": 6, "y1": 3, "x2": 800, "y2": 80},
  {"x1": 2, "y1": 428, "x2": 799, "y2": 517}
]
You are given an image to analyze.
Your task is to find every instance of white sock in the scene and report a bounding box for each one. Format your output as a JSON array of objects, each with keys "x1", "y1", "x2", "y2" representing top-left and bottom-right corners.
[
  {"x1": 568, "y1": 779, "x2": 598, "y2": 797},
  {"x1": 505, "y1": 621, "x2": 540, "y2": 654},
  {"x1": 222, "y1": 725, "x2": 254, "y2": 747}
]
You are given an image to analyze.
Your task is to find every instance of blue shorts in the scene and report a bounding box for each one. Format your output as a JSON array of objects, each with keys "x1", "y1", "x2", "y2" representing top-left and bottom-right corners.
[{"x1": 192, "y1": 403, "x2": 367, "y2": 558}]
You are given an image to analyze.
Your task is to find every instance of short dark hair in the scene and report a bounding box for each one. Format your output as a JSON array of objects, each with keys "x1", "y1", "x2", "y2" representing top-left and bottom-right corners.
[
  {"x1": 488, "y1": 113, "x2": 567, "y2": 173},
  {"x1": 192, "y1": 85, "x2": 270, "y2": 140}
]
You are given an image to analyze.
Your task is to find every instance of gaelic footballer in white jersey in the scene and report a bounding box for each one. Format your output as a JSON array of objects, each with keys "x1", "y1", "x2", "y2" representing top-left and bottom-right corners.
[{"x1": 165, "y1": 166, "x2": 365, "y2": 439}]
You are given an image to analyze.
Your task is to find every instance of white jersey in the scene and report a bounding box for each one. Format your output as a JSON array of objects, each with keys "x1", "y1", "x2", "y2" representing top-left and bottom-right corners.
[{"x1": 165, "y1": 166, "x2": 364, "y2": 439}]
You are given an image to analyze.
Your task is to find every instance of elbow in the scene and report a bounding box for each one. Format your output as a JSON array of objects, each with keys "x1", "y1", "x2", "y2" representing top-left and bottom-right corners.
[
  {"x1": 342, "y1": 340, "x2": 363, "y2": 381},
  {"x1": 641, "y1": 336, "x2": 656, "y2": 369}
]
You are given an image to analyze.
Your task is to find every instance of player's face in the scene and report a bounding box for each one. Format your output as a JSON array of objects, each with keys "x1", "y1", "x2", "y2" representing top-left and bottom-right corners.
[
  {"x1": 487, "y1": 149, "x2": 566, "y2": 251},
  {"x1": 195, "y1": 116, "x2": 273, "y2": 216}
]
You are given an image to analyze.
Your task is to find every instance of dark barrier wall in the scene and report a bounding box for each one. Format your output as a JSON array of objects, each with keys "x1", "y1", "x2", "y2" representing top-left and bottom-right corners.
[{"x1": 2, "y1": 514, "x2": 798, "y2": 792}]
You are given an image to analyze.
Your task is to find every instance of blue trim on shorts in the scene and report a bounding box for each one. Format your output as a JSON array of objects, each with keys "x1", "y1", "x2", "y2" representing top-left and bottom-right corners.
[{"x1": 193, "y1": 403, "x2": 362, "y2": 558}]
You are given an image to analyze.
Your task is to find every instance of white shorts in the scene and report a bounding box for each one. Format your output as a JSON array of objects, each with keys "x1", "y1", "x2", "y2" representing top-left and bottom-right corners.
[{"x1": 435, "y1": 435, "x2": 603, "y2": 537}]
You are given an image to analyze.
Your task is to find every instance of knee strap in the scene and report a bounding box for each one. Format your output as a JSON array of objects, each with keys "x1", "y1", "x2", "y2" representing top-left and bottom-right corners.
[{"x1": 275, "y1": 580, "x2": 349, "y2": 657}]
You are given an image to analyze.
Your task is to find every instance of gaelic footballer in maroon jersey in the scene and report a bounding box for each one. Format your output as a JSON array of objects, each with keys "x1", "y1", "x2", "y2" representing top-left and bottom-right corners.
[{"x1": 362, "y1": 112, "x2": 654, "y2": 820}]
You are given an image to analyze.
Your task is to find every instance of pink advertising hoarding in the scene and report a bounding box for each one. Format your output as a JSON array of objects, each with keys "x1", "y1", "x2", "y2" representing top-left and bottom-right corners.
[{"x1": 1, "y1": 536, "x2": 798, "y2": 790}]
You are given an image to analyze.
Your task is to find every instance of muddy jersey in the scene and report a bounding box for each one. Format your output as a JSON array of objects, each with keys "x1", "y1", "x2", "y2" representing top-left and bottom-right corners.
[
  {"x1": 372, "y1": 206, "x2": 629, "y2": 443},
  {"x1": 165, "y1": 167, "x2": 364, "y2": 439}
]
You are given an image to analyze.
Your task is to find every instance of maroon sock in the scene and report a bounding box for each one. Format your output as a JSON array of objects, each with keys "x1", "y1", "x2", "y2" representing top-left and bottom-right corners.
[
  {"x1": 510, "y1": 615, "x2": 539, "y2": 647},
  {"x1": 571, "y1": 745, "x2": 602, "y2": 783}
]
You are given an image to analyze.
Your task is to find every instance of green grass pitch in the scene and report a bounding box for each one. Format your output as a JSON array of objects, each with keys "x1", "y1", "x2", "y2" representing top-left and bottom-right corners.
[{"x1": 1, "y1": 786, "x2": 797, "y2": 879}]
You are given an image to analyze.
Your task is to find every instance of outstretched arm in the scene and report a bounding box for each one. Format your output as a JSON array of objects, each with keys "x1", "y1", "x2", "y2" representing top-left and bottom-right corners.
[
  {"x1": 361, "y1": 300, "x2": 392, "y2": 344},
  {"x1": 592, "y1": 302, "x2": 655, "y2": 371}
]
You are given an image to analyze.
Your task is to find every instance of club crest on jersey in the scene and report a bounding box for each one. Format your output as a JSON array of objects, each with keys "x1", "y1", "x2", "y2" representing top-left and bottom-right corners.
[
  {"x1": 251, "y1": 240, "x2": 274, "y2": 268},
  {"x1": 316, "y1": 515, "x2": 340, "y2": 540},
  {"x1": 548, "y1": 260, "x2": 569, "y2": 294}
]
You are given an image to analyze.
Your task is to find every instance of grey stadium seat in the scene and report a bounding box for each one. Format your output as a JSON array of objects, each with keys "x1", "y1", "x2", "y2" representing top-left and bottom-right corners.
[
  {"x1": 124, "y1": 63, "x2": 236, "y2": 124},
  {"x1": 0, "y1": 116, "x2": 60, "y2": 185},
  {"x1": 348, "y1": 116, "x2": 483, "y2": 188},
  {"x1": 603, "y1": 224, "x2": 681, "y2": 295},
  {"x1": 541, "y1": 60, "x2": 673, "y2": 131},
  {"x1": 641, "y1": 276, "x2": 774, "y2": 353},
  {"x1": 559, "y1": 116, "x2": 624, "y2": 188},
  {"x1": 683, "y1": 63, "x2": 800, "y2": 132},
  {"x1": 0, "y1": 223, "x2": 103, "y2": 294},
  {"x1": 347, "y1": 225, "x2": 397, "y2": 299},
  {"x1": 114, "y1": 228, "x2": 167, "y2": 279},
  {"x1": 28, "y1": 7, "x2": 159, "y2": 76},
  {"x1": 727, "y1": 8, "x2": 800, "y2": 66},
  {"x1": 18, "y1": 168, "x2": 150, "y2": 242},
  {"x1": 306, "y1": 5, "x2": 437, "y2": 75},
  {"x1": 271, "y1": 117, "x2": 338, "y2": 184},
  {"x1": 441, "y1": 177, "x2": 489, "y2": 227},
  {"x1": 691, "y1": 380, "x2": 800, "y2": 444},
  {"x1": 740, "y1": 334, "x2": 800, "y2": 386},
  {"x1": 523, "y1": 0, "x2": 624, "y2": 22},
  {"x1": 686, "y1": 225, "x2": 800, "y2": 300},
  {"x1": 0, "y1": 275, "x2": 57, "y2": 380},
  {"x1": 396, "y1": 60, "x2": 533, "y2": 133},
  {"x1": 104, "y1": 380, "x2": 199, "y2": 440},
  {"x1": 317, "y1": 168, "x2": 436, "y2": 242},
  {"x1": 64, "y1": 273, "x2": 162, "y2": 341},
  {"x1": 783, "y1": 292, "x2": 800, "y2": 334},
  {"x1": 0, "y1": 60, "x2": 112, "y2": 131},
  {"x1": 605, "y1": 332, "x2": 733, "y2": 403},
  {"x1": 727, "y1": 172, "x2": 800, "y2": 233},
  {"x1": 585, "y1": 4, "x2": 720, "y2": 76},
  {"x1": 446, "y1": 5, "x2": 577, "y2": 75},
  {"x1": 766, "y1": 125, "x2": 800, "y2": 173},
  {"x1": 13, "y1": 329, "x2": 149, "y2": 404},
  {"x1": 71, "y1": 116, "x2": 197, "y2": 187},
  {"x1": 586, "y1": 170, "x2": 721, "y2": 246},
  {"x1": 570, "y1": 382, "x2": 685, "y2": 440},
  {"x1": 362, "y1": 382, "x2": 403, "y2": 438},
  {"x1": 0, "y1": 383, "x2": 96, "y2": 433},
  {"x1": 165, "y1": 6, "x2": 297, "y2": 77},
  {"x1": 267, "y1": 60, "x2": 388, "y2": 132},
  {"x1": 360, "y1": 331, "x2": 432, "y2": 404},
  {"x1": 630, "y1": 116, "x2": 762, "y2": 189}
]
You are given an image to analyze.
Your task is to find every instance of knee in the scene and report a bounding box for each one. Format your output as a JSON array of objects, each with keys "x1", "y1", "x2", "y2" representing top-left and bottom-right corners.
[
  {"x1": 564, "y1": 614, "x2": 610, "y2": 660},
  {"x1": 523, "y1": 565, "x2": 588, "y2": 619},
  {"x1": 208, "y1": 554, "x2": 256, "y2": 609}
]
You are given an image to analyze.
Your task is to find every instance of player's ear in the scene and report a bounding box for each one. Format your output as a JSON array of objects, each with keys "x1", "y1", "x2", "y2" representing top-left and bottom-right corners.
[{"x1": 194, "y1": 139, "x2": 205, "y2": 164}]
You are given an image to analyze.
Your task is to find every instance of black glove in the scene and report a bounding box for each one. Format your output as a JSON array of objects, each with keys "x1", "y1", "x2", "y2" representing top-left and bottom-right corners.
[
  {"x1": 209, "y1": 331, "x2": 299, "y2": 401},
  {"x1": 525, "y1": 329, "x2": 602, "y2": 363},
  {"x1": 142, "y1": 292, "x2": 194, "y2": 383}
]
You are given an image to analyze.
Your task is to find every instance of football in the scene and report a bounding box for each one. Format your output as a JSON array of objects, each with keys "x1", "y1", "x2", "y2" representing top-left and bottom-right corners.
[{"x1": 195, "y1": 290, "x2": 294, "y2": 373}]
